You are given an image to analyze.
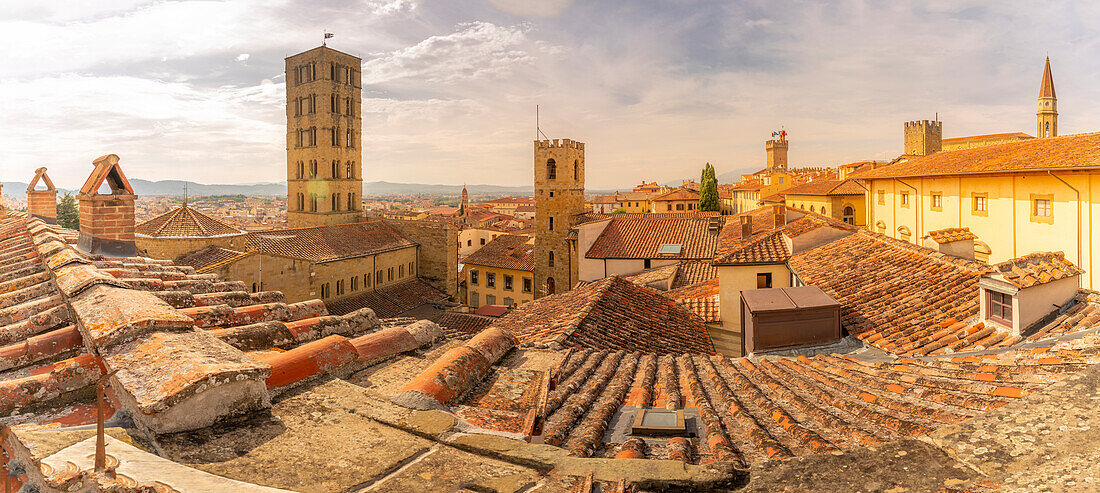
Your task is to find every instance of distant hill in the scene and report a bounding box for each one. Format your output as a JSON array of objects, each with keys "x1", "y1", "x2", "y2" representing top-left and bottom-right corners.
[
  {"x1": 2, "y1": 179, "x2": 619, "y2": 200},
  {"x1": 660, "y1": 166, "x2": 760, "y2": 187}
]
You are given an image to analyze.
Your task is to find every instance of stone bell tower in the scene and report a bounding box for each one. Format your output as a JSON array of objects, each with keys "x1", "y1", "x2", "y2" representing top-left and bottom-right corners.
[
  {"x1": 285, "y1": 45, "x2": 363, "y2": 227},
  {"x1": 533, "y1": 139, "x2": 586, "y2": 298},
  {"x1": 1037, "y1": 56, "x2": 1058, "y2": 138}
]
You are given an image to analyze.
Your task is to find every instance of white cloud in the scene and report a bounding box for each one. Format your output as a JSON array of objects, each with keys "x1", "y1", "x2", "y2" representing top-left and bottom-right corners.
[
  {"x1": 363, "y1": 22, "x2": 539, "y2": 85},
  {"x1": 744, "y1": 18, "x2": 773, "y2": 27},
  {"x1": 487, "y1": 0, "x2": 573, "y2": 18},
  {"x1": 236, "y1": 53, "x2": 251, "y2": 62}
]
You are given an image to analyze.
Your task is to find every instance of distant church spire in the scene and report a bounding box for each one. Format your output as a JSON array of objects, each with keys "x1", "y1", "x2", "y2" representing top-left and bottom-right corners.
[
  {"x1": 1037, "y1": 56, "x2": 1058, "y2": 138},
  {"x1": 459, "y1": 184, "x2": 468, "y2": 216}
]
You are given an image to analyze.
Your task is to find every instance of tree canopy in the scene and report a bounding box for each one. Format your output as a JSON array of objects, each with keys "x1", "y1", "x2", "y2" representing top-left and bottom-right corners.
[{"x1": 698, "y1": 162, "x2": 719, "y2": 212}]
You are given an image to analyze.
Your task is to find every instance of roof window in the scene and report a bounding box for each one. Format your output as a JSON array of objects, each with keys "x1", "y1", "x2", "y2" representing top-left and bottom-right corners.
[
  {"x1": 658, "y1": 244, "x2": 682, "y2": 255},
  {"x1": 631, "y1": 408, "x2": 688, "y2": 436}
]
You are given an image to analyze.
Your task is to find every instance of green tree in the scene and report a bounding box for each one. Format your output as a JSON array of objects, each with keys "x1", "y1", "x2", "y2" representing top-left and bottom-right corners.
[
  {"x1": 57, "y1": 193, "x2": 79, "y2": 230},
  {"x1": 698, "y1": 162, "x2": 719, "y2": 212}
]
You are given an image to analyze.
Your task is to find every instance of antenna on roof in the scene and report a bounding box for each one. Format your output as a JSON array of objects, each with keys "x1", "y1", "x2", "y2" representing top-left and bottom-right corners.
[
  {"x1": 536, "y1": 105, "x2": 549, "y2": 141},
  {"x1": 183, "y1": 182, "x2": 188, "y2": 206}
]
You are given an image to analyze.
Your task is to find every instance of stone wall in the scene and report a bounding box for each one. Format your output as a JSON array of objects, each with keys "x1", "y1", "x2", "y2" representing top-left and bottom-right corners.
[
  {"x1": 533, "y1": 138, "x2": 586, "y2": 298},
  {"x1": 138, "y1": 235, "x2": 241, "y2": 261},
  {"x1": 384, "y1": 218, "x2": 458, "y2": 295}
]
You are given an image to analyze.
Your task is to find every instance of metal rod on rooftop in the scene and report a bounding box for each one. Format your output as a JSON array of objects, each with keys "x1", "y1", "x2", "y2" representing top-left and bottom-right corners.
[{"x1": 95, "y1": 368, "x2": 119, "y2": 473}]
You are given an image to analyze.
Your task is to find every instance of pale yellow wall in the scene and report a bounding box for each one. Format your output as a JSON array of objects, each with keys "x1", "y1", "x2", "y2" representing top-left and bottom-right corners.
[
  {"x1": 458, "y1": 228, "x2": 505, "y2": 258},
  {"x1": 785, "y1": 194, "x2": 866, "y2": 226},
  {"x1": 466, "y1": 264, "x2": 534, "y2": 307},
  {"x1": 651, "y1": 199, "x2": 698, "y2": 212},
  {"x1": 866, "y1": 171, "x2": 1098, "y2": 289},
  {"x1": 619, "y1": 200, "x2": 650, "y2": 213},
  {"x1": 717, "y1": 263, "x2": 793, "y2": 334},
  {"x1": 211, "y1": 245, "x2": 418, "y2": 303}
]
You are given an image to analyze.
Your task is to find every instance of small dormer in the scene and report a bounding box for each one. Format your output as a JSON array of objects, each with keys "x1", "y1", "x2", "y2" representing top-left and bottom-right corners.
[
  {"x1": 922, "y1": 227, "x2": 977, "y2": 260},
  {"x1": 979, "y1": 252, "x2": 1083, "y2": 335}
]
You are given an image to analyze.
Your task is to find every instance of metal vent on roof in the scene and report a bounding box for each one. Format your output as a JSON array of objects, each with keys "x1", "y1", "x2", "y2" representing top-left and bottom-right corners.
[{"x1": 658, "y1": 244, "x2": 682, "y2": 255}]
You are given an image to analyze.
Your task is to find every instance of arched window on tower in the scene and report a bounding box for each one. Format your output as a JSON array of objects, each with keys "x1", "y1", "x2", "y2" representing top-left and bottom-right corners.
[
  {"x1": 548, "y1": 251, "x2": 555, "y2": 267},
  {"x1": 332, "y1": 160, "x2": 339, "y2": 178},
  {"x1": 347, "y1": 193, "x2": 354, "y2": 211},
  {"x1": 1045, "y1": 121, "x2": 1051, "y2": 138},
  {"x1": 546, "y1": 277, "x2": 556, "y2": 295},
  {"x1": 574, "y1": 160, "x2": 578, "y2": 180},
  {"x1": 310, "y1": 195, "x2": 318, "y2": 212},
  {"x1": 332, "y1": 193, "x2": 340, "y2": 211},
  {"x1": 296, "y1": 161, "x2": 304, "y2": 179},
  {"x1": 346, "y1": 162, "x2": 352, "y2": 179},
  {"x1": 547, "y1": 159, "x2": 557, "y2": 180},
  {"x1": 297, "y1": 193, "x2": 305, "y2": 211},
  {"x1": 310, "y1": 160, "x2": 318, "y2": 178}
]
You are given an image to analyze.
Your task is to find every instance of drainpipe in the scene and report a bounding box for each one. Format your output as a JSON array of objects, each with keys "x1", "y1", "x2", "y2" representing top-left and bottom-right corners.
[
  {"x1": 895, "y1": 179, "x2": 920, "y2": 240},
  {"x1": 1048, "y1": 171, "x2": 1082, "y2": 269}
]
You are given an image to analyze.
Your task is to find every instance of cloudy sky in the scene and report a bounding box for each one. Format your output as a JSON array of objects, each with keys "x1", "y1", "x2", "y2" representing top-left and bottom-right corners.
[{"x1": 2, "y1": 1, "x2": 1099, "y2": 190}]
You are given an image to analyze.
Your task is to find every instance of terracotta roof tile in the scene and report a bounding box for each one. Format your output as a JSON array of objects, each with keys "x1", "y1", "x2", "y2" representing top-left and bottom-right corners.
[
  {"x1": 489, "y1": 276, "x2": 713, "y2": 353},
  {"x1": 585, "y1": 217, "x2": 721, "y2": 260},
  {"x1": 243, "y1": 221, "x2": 416, "y2": 263},
  {"x1": 852, "y1": 132, "x2": 1100, "y2": 178},
  {"x1": 941, "y1": 132, "x2": 1033, "y2": 144},
  {"x1": 435, "y1": 311, "x2": 495, "y2": 339},
  {"x1": 174, "y1": 245, "x2": 248, "y2": 271},
  {"x1": 325, "y1": 278, "x2": 448, "y2": 317},
  {"x1": 463, "y1": 235, "x2": 534, "y2": 271},
  {"x1": 923, "y1": 227, "x2": 978, "y2": 244},
  {"x1": 135, "y1": 204, "x2": 243, "y2": 238},
  {"x1": 990, "y1": 251, "x2": 1084, "y2": 289}
]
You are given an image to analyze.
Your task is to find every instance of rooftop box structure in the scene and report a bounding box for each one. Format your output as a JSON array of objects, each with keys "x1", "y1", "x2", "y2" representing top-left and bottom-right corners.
[{"x1": 740, "y1": 285, "x2": 841, "y2": 354}]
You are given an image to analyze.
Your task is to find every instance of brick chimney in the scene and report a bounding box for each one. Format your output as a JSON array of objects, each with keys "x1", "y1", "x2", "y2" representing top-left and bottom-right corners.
[
  {"x1": 740, "y1": 214, "x2": 753, "y2": 239},
  {"x1": 772, "y1": 204, "x2": 785, "y2": 228},
  {"x1": 77, "y1": 154, "x2": 138, "y2": 256},
  {"x1": 26, "y1": 167, "x2": 58, "y2": 223}
]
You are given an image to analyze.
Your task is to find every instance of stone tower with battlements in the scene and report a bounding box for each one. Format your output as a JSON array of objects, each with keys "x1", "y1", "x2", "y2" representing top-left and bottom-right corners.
[
  {"x1": 766, "y1": 136, "x2": 788, "y2": 171},
  {"x1": 1037, "y1": 56, "x2": 1058, "y2": 138},
  {"x1": 904, "y1": 120, "x2": 942, "y2": 156},
  {"x1": 533, "y1": 138, "x2": 585, "y2": 299},
  {"x1": 286, "y1": 45, "x2": 363, "y2": 228}
]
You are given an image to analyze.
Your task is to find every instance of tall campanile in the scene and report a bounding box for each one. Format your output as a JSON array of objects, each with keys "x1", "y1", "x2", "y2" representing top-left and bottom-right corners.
[
  {"x1": 533, "y1": 138, "x2": 586, "y2": 299},
  {"x1": 286, "y1": 45, "x2": 363, "y2": 227},
  {"x1": 1037, "y1": 56, "x2": 1058, "y2": 139}
]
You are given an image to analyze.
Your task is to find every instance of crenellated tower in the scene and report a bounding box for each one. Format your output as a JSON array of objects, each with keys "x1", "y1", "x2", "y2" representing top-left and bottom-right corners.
[
  {"x1": 1037, "y1": 56, "x2": 1058, "y2": 138},
  {"x1": 285, "y1": 45, "x2": 363, "y2": 227},
  {"x1": 903, "y1": 120, "x2": 942, "y2": 156},
  {"x1": 533, "y1": 138, "x2": 586, "y2": 298}
]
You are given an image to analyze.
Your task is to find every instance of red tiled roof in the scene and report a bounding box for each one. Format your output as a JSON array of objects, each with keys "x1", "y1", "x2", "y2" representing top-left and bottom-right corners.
[
  {"x1": 482, "y1": 196, "x2": 534, "y2": 205},
  {"x1": 991, "y1": 251, "x2": 1083, "y2": 289},
  {"x1": 463, "y1": 235, "x2": 534, "y2": 272},
  {"x1": 664, "y1": 279, "x2": 720, "y2": 322},
  {"x1": 489, "y1": 276, "x2": 713, "y2": 353},
  {"x1": 851, "y1": 132, "x2": 1100, "y2": 179},
  {"x1": 451, "y1": 335, "x2": 1100, "y2": 467},
  {"x1": 585, "y1": 217, "x2": 721, "y2": 260},
  {"x1": 941, "y1": 132, "x2": 1033, "y2": 144},
  {"x1": 474, "y1": 304, "x2": 511, "y2": 317},
  {"x1": 243, "y1": 221, "x2": 416, "y2": 263},
  {"x1": 1040, "y1": 56, "x2": 1055, "y2": 99},
  {"x1": 923, "y1": 227, "x2": 978, "y2": 244},
  {"x1": 435, "y1": 311, "x2": 495, "y2": 339},
  {"x1": 782, "y1": 179, "x2": 866, "y2": 196},
  {"x1": 574, "y1": 211, "x2": 719, "y2": 225},
  {"x1": 789, "y1": 230, "x2": 997, "y2": 355},
  {"x1": 650, "y1": 188, "x2": 698, "y2": 202},
  {"x1": 325, "y1": 278, "x2": 448, "y2": 317},
  {"x1": 715, "y1": 232, "x2": 790, "y2": 265},
  {"x1": 175, "y1": 245, "x2": 247, "y2": 271},
  {"x1": 136, "y1": 204, "x2": 243, "y2": 238},
  {"x1": 592, "y1": 195, "x2": 619, "y2": 204}
]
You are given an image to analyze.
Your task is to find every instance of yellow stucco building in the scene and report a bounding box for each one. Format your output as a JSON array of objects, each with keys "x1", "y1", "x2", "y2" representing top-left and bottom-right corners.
[
  {"x1": 781, "y1": 179, "x2": 867, "y2": 226},
  {"x1": 854, "y1": 58, "x2": 1100, "y2": 284},
  {"x1": 464, "y1": 234, "x2": 535, "y2": 307}
]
